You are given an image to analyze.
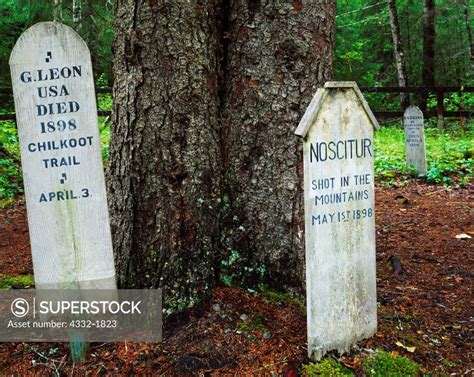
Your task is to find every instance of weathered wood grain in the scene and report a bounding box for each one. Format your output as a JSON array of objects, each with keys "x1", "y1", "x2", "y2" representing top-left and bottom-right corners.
[
  {"x1": 9, "y1": 22, "x2": 116, "y2": 289},
  {"x1": 296, "y1": 82, "x2": 378, "y2": 360}
]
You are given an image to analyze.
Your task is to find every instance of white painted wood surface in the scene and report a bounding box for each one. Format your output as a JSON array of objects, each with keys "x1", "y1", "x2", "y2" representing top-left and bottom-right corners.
[
  {"x1": 9, "y1": 22, "x2": 116, "y2": 289},
  {"x1": 296, "y1": 82, "x2": 377, "y2": 360},
  {"x1": 403, "y1": 106, "x2": 427, "y2": 176}
]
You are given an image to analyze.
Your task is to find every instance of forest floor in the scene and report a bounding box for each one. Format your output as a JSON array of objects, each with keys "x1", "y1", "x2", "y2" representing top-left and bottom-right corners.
[{"x1": 0, "y1": 181, "x2": 472, "y2": 375}]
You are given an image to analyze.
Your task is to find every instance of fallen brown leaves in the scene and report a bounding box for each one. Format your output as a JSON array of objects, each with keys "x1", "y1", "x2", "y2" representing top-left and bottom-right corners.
[{"x1": 0, "y1": 181, "x2": 472, "y2": 375}]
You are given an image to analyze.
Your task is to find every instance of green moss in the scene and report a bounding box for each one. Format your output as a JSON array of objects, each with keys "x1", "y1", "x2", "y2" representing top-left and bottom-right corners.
[
  {"x1": 238, "y1": 312, "x2": 268, "y2": 333},
  {"x1": 301, "y1": 357, "x2": 354, "y2": 376},
  {"x1": 0, "y1": 274, "x2": 34, "y2": 289},
  {"x1": 260, "y1": 288, "x2": 306, "y2": 315},
  {"x1": 0, "y1": 197, "x2": 14, "y2": 207},
  {"x1": 362, "y1": 350, "x2": 421, "y2": 377},
  {"x1": 399, "y1": 335, "x2": 424, "y2": 349},
  {"x1": 440, "y1": 359, "x2": 456, "y2": 367}
]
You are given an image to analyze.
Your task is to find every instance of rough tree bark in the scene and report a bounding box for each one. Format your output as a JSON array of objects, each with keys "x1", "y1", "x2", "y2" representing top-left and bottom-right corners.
[
  {"x1": 108, "y1": 0, "x2": 336, "y2": 308},
  {"x1": 223, "y1": 1, "x2": 336, "y2": 292},
  {"x1": 81, "y1": 0, "x2": 100, "y2": 81},
  {"x1": 53, "y1": 0, "x2": 63, "y2": 22},
  {"x1": 72, "y1": 0, "x2": 82, "y2": 31},
  {"x1": 387, "y1": 0, "x2": 409, "y2": 109},
  {"x1": 82, "y1": 0, "x2": 94, "y2": 72},
  {"x1": 463, "y1": 0, "x2": 473, "y2": 73},
  {"x1": 421, "y1": 0, "x2": 435, "y2": 111},
  {"x1": 108, "y1": 1, "x2": 222, "y2": 310}
]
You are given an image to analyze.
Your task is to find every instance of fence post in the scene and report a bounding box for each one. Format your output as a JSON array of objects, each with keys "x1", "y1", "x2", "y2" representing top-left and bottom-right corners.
[{"x1": 436, "y1": 89, "x2": 444, "y2": 129}]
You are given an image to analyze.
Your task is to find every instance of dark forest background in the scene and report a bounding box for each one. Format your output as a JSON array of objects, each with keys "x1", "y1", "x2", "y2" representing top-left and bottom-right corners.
[{"x1": 0, "y1": 0, "x2": 472, "y2": 93}]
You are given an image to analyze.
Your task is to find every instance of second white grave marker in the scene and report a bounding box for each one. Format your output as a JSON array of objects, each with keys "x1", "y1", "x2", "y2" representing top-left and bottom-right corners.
[
  {"x1": 9, "y1": 22, "x2": 116, "y2": 290},
  {"x1": 403, "y1": 106, "x2": 427, "y2": 176},
  {"x1": 295, "y1": 82, "x2": 378, "y2": 360}
]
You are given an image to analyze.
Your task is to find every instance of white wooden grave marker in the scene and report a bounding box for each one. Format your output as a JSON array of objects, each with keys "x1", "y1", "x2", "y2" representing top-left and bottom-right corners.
[
  {"x1": 295, "y1": 82, "x2": 378, "y2": 360},
  {"x1": 403, "y1": 106, "x2": 427, "y2": 176},
  {"x1": 9, "y1": 22, "x2": 116, "y2": 290}
]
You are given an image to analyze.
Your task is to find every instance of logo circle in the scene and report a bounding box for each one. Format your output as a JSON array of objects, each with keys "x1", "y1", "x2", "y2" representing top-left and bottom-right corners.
[{"x1": 11, "y1": 298, "x2": 29, "y2": 318}]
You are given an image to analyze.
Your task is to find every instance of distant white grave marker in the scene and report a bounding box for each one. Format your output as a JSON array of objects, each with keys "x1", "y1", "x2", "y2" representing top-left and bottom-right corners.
[
  {"x1": 9, "y1": 22, "x2": 116, "y2": 289},
  {"x1": 403, "y1": 106, "x2": 427, "y2": 176},
  {"x1": 295, "y1": 81, "x2": 378, "y2": 360}
]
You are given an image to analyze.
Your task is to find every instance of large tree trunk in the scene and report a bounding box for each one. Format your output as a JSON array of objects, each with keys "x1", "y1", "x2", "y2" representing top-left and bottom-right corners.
[
  {"x1": 82, "y1": 0, "x2": 95, "y2": 75},
  {"x1": 72, "y1": 0, "x2": 82, "y2": 31},
  {"x1": 421, "y1": 0, "x2": 435, "y2": 111},
  {"x1": 108, "y1": 1, "x2": 222, "y2": 310},
  {"x1": 387, "y1": 0, "x2": 409, "y2": 109},
  {"x1": 464, "y1": 0, "x2": 473, "y2": 73},
  {"x1": 53, "y1": 0, "x2": 63, "y2": 22},
  {"x1": 108, "y1": 1, "x2": 336, "y2": 308},
  {"x1": 223, "y1": 1, "x2": 336, "y2": 293}
]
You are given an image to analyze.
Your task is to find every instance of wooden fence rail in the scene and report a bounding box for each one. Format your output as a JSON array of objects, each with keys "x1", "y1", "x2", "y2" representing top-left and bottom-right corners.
[
  {"x1": 359, "y1": 86, "x2": 473, "y2": 128},
  {"x1": 0, "y1": 86, "x2": 472, "y2": 124}
]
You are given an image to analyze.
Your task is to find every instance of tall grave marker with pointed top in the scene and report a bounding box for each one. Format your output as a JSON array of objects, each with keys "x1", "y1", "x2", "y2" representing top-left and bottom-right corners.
[
  {"x1": 10, "y1": 21, "x2": 117, "y2": 362},
  {"x1": 295, "y1": 82, "x2": 378, "y2": 360},
  {"x1": 403, "y1": 106, "x2": 427, "y2": 176},
  {"x1": 9, "y1": 22, "x2": 116, "y2": 291}
]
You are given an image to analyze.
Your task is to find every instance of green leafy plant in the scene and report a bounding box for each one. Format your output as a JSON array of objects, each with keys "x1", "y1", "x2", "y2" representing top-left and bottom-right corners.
[
  {"x1": 0, "y1": 158, "x2": 22, "y2": 201},
  {"x1": 97, "y1": 93, "x2": 113, "y2": 111},
  {"x1": 427, "y1": 92, "x2": 474, "y2": 112},
  {"x1": 362, "y1": 350, "x2": 421, "y2": 377},
  {"x1": 0, "y1": 274, "x2": 34, "y2": 289},
  {"x1": 301, "y1": 357, "x2": 354, "y2": 376},
  {"x1": 374, "y1": 125, "x2": 473, "y2": 186},
  {"x1": 0, "y1": 120, "x2": 23, "y2": 204}
]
